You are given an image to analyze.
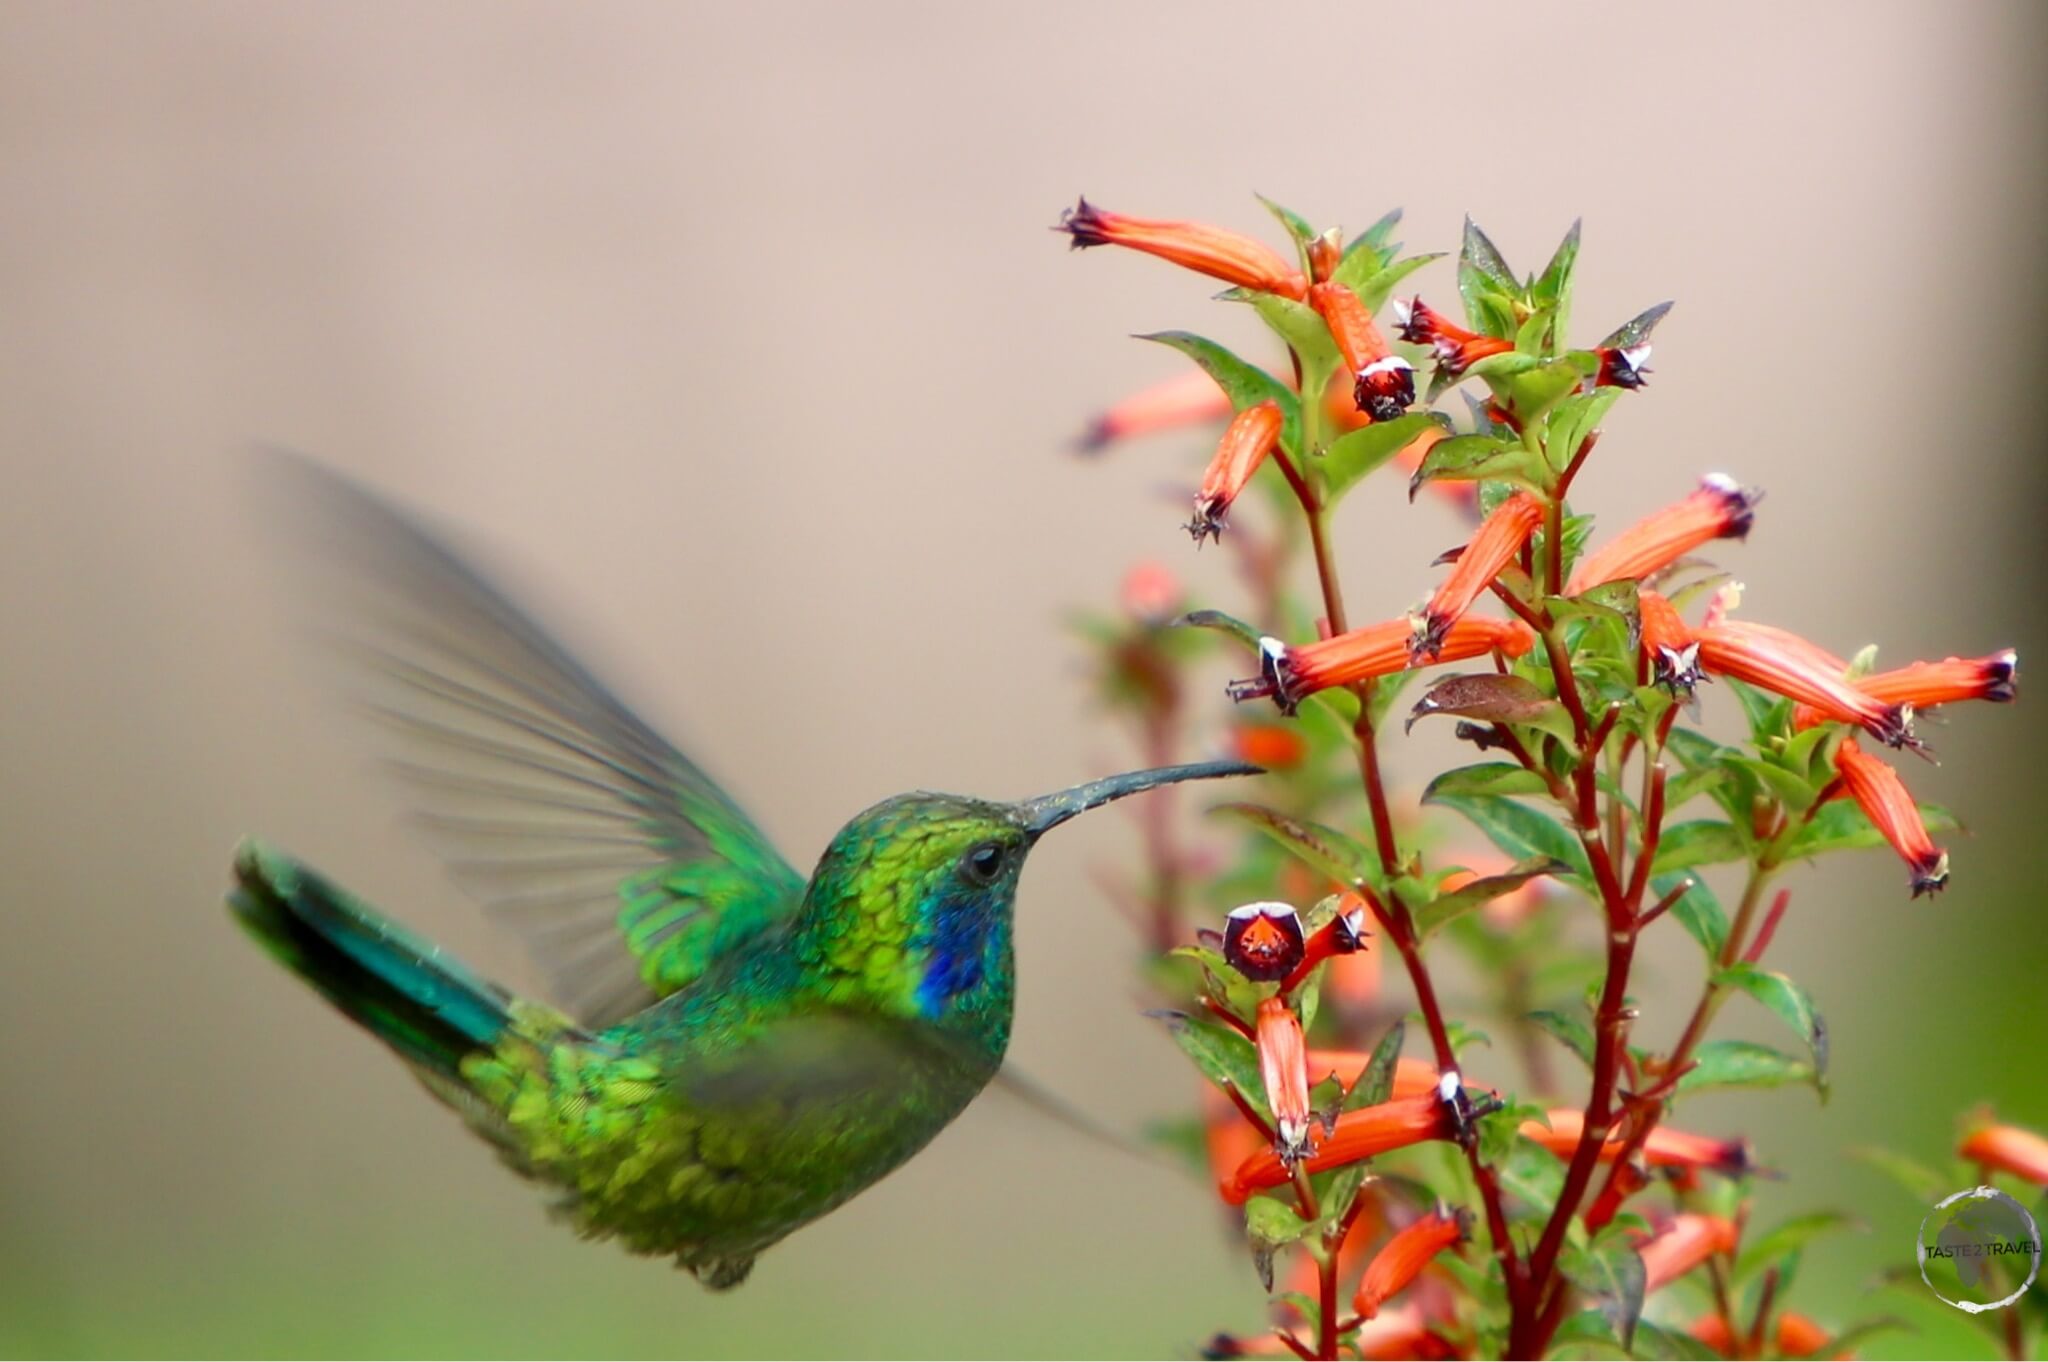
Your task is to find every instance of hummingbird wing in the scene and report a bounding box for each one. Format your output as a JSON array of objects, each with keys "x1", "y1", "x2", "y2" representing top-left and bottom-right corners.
[{"x1": 259, "y1": 454, "x2": 808, "y2": 1027}]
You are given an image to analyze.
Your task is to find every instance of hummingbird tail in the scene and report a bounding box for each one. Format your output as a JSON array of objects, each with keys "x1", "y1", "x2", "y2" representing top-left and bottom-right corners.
[{"x1": 229, "y1": 839, "x2": 515, "y2": 1084}]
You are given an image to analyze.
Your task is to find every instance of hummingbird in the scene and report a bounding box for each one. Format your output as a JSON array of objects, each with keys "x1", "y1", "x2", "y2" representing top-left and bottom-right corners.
[{"x1": 230, "y1": 457, "x2": 1254, "y2": 1289}]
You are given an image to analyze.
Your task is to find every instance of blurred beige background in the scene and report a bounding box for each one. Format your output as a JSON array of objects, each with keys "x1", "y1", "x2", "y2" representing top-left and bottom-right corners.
[{"x1": 1, "y1": 2, "x2": 2043, "y2": 1356}]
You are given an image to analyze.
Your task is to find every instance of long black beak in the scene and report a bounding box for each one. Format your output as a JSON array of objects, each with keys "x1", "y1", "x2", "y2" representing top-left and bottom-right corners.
[{"x1": 1018, "y1": 760, "x2": 1261, "y2": 838}]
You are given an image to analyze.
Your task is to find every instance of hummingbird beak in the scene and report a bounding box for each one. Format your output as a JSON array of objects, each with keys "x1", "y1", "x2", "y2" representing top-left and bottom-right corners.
[{"x1": 1018, "y1": 760, "x2": 1261, "y2": 838}]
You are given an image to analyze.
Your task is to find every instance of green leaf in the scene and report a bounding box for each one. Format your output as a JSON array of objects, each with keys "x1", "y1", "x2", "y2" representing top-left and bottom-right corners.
[
  {"x1": 1172, "y1": 608, "x2": 1265, "y2": 653},
  {"x1": 1726, "y1": 754, "x2": 1821, "y2": 812},
  {"x1": 1406, "y1": 673, "x2": 1575, "y2": 742},
  {"x1": 1210, "y1": 802, "x2": 1381, "y2": 890},
  {"x1": 1532, "y1": 219, "x2": 1580, "y2": 348},
  {"x1": 1653, "y1": 872, "x2": 1727, "y2": 958},
  {"x1": 1322, "y1": 411, "x2": 1443, "y2": 505},
  {"x1": 1229, "y1": 290, "x2": 1342, "y2": 383},
  {"x1": 1850, "y1": 1145, "x2": 1946, "y2": 1202},
  {"x1": 1543, "y1": 387, "x2": 1622, "y2": 476},
  {"x1": 1547, "y1": 1310, "x2": 1626, "y2": 1358},
  {"x1": 1597, "y1": 300, "x2": 1674, "y2": 349},
  {"x1": 1138, "y1": 331, "x2": 1302, "y2": 454},
  {"x1": 1628, "y1": 1318, "x2": 1726, "y2": 1360},
  {"x1": 1651, "y1": 820, "x2": 1749, "y2": 874},
  {"x1": 1500, "y1": 1136, "x2": 1568, "y2": 1210},
  {"x1": 1457, "y1": 217, "x2": 1521, "y2": 335},
  {"x1": 1336, "y1": 206, "x2": 1402, "y2": 279},
  {"x1": 1347, "y1": 1020, "x2": 1406, "y2": 1111},
  {"x1": 1414, "y1": 856, "x2": 1568, "y2": 937},
  {"x1": 1562, "y1": 1236, "x2": 1646, "y2": 1352},
  {"x1": 1426, "y1": 792, "x2": 1591, "y2": 884},
  {"x1": 1725, "y1": 676, "x2": 1791, "y2": 742},
  {"x1": 1715, "y1": 963, "x2": 1828, "y2": 1092},
  {"x1": 1478, "y1": 1098, "x2": 1547, "y2": 1166},
  {"x1": 1527, "y1": 1007, "x2": 1596, "y2": 1070},
  {"x1": 1254, "y1": 193, "x2": 1317, "y2": 252},
  {"x1": 1350, "y1": 251, "x2": 1446, "y2": 315},
  {"x1": 1676, "y1": 1039, "x2": 1816, "y2": 1094},
  {"x1": 1406, "y1": 433, "x2": 1540, "y2": 500},
  {"x1": 1244, "y1": 1194, "x2": 1315, "y2": 1290},
  {"x1": 1504, "y1": 359, "x2": 1583, "y2": 424},
  {"x1": 1732, "y1": 1210, "x2": 1860, "y2": 1286},
  {"x1": 1364, "y1": 664, "x2": 1420, "y2": 732},
  {"x1": 1422, "y1": 762, "x2": 1550, "y2": 801},
  {"x1": 1152, "y1": 1010, "x2": 1268, "y2": 1119}
]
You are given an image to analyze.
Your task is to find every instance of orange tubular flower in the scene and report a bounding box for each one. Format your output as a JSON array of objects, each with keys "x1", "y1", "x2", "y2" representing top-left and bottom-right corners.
[
  {"x1": 1309, "y1": 281, "x2": 1415, "y2": 422},
  {"x1": 1833, "y1": 738, "x2": 1948, "y2": 896},
  {"x1": 1075, "y1": 367, "x2": 1233, "y2": 453},
  {"x1": 1394, "y1": 296, "x2": 1513, "y2": 375},
  {"x1": 1520, "y1": 1110, "x2": 1752, "y2": 1174},
  {"x1": 1413, "y1": 492, "x2": 1547, "y2": 660},
  {"x1": 1695, "y1": 621, "x2": 1915, "y2": 747},
  {"x1": 1794, "y1": 648, "x2": 2019, "y2": 730},
  {"x1": 1190, "y1": 400, "x2": 1285, "y2": 544},
  {"x1": 1056, "y1": 197, "x2": 1308, "y2": 299},
  {"x1": 1221, "y1": 1088, "x2": 1477, "y2": 1205},
  {"x1": 1958, "y1": 1121, "x2": 2048, "y2": 1185},
  {"x1": 1228, "y1": 616, "x2": 1537, "y2": 714},
  {"x1": 1229, "y1": 722, "x2": 1308, "y2": 770},
  {"x1": 1689, "y1": 1311, "x2": 1838, "y2": 1358},
  {"x1": 1201, "y1": 1085, "x2": 1268, "y2": 1191},
  {"x1": 1118, "y1": 560, "x2": 1183, "y2": 624},
  {"x1": 1636, "y1": 1213, "x2": 1739, "y2": 1293},
  {"x1": 1353, "y1": 1209, "x2": 1471, "y2": 1320},
  {"x1": 1565, "y1": 474, "x2": 1759, "y2": 595},
  {"x1": 1255, "y1": 997, "x2": 1314, "y2": 1163}
]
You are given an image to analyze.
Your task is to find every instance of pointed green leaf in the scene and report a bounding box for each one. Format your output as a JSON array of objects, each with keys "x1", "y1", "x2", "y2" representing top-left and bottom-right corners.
[
  {"x1": 1725, "y1": 676, "x2": 1791, "y2": 742},
  {"x1": 1422, "y1": 762, "x2": 1549, "y2": 802},
  {"x1": 1715, "y1": 963, "x2": 1828, "y2": 1092},
  {"x1": 1597, "y1": 300, "x2": 1674, "y2": 349},
  {"x1": 1322, "y1": 411, "x2": 1443, "y2": 504},
  {"x1": 1543, "y1": 387, "x2": 1622, "y2": 475},
  {"x1": 1336, "y1": 207, "x2": 1402, "y2": 279},
  {"x1": 1652, "y1": 872, "x2": 1728, "y2": 958},
  {"x1": 1407, "y1": 433, "x2": 1541, "y2": 500},
  {"x1": 1349, "y1": 251, "x2": 1446, "y2": 316},
  {"x1": 1505, "y1": 357, "x2": 1583, "y2": 424},
  {"x1": 1732, "y1": 1210, "x2": 1860, "y2": 1285},
  {"x1": 1138, "y1": 331, "x2": 1301, "y2": 453},
  {"x1": 1254, "y1": 193, "x2": 1317, "y2": 251},
  {"x1": 1527, "y1": 1007, "x2": 1596, "y2": 1070},
  {"x1": 1562, "y1": 1236, "x2": 1646, "y2": 1352},
  {"x1": 1414, "y1": 856, "x2": 1567, "y2": 937},
  {"x1": 1245, "y1": 1194, "x2": 1315, "y2": 1290},
  {"x1": 1651, "y1": 820, "x2": 1748, "y2": 874},
  {"x1": 1152, "y1": 1010, "x2": 1268, "y2": 1119},
  {"x1": 1676, "y1": 1039, "x2": 1816, "y2": 1094},
  {"x1": 1458, "y1": 217, "x2": 1521, "y2": 337},
  {"x1": 1227, "y1": 289, "x2": 1342, "y2": 382},
  {"x1": 1210, "y1": 801, "x2": 1381, "y2": 890},
  {"x1": 1346, "y1": 1019, "x2": 1406, "y2": 1111},
  {"x1": 1425, "y1": 791, "x2": 1591, "y2": 884},
  {"x1": 1727, "y1": 754, "x2": 1822, "y2": 812}
]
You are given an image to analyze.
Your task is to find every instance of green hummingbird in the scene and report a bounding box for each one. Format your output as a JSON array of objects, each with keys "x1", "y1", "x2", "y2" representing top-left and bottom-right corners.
[{"x1": 230, "y1": 458, "x2": 1253, "y2": 1289}]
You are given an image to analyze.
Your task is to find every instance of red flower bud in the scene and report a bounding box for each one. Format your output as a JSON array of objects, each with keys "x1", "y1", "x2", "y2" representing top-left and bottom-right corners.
[
  {"x1": 1413, "y1": 492, "x2": 1546, "y2": 661},
  {"x1": 1076, "y1": 368, "x2": 1234, "y2": 454},
  {"x1": 1636, "y1": 1213, "x2": 1738, "y2": 1293},
  {"x1": 1594, "y1": 343, "x2": 1654, "y2": 389},
  {"x1": 1567, "y1": 474, "x2": 1759, "y2": 595},
  {"x1": 1393, "y1": 296, "x2": 1513, "y2": 376},
  {"x1": 1352, "y1": 1209, "x2": 1471, "y2": 1320},
  {"x1": 1280, "y1": 904, "x2": 1369, "y2": 992},
  {"x1": 1190, "y1": 400, "x2": 1285, "y2": 543},
  {"x1": 1521, "y1": 1109, "x2": 1752, "y2": 1175},
  {"x1": 1958, "y1": 1121, "x2": 2048, "y2": 1185},
  {"x1": 1832, "y1": 738, "x2": 1947, "y2": 896},
  {"x1": 1228, "y1": 616, "x2": 1538, "y2": 714},
  {"x1": 1057, "y1": 198, "x2": 1308, "y2": 299}
]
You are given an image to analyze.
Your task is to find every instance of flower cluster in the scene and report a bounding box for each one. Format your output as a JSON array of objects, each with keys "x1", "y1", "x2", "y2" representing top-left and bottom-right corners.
[{"x1": 1062, "y1": 196, "x2": 2018, "y2": 1359}]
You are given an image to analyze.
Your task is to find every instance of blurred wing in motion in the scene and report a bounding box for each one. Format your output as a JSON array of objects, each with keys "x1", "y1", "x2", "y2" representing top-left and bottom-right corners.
[{"x1": 256, "y1": 453, "x2": 808, "y2": 1028}]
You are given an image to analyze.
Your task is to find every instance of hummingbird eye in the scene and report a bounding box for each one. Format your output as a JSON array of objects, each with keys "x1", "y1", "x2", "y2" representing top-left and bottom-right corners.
[{"x1": 960, "y1": 840, "x2": 1007, "y2": 886}]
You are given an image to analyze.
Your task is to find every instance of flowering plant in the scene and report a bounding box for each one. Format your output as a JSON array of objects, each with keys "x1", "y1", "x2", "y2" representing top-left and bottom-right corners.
[{"x1": 1058, "y1": 198, "x2": 2025, "y2": 1359}]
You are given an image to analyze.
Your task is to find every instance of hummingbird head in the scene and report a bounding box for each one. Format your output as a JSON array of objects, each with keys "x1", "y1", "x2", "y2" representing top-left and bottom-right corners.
[{"x1": 797, "y1": 761, "x2": 1257, "y2": 1033}]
